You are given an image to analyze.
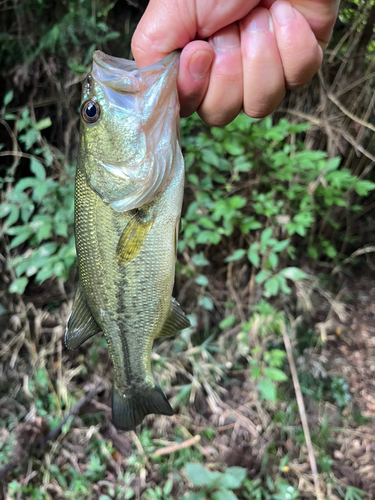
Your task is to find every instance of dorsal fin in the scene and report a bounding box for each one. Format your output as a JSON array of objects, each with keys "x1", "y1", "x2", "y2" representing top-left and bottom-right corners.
[
  {"x1": 157, "y1": 297, "x2": 190, "y2": 338},
  {"x1": 65, "y1": 285, "x2": 100, "y2": 349}
]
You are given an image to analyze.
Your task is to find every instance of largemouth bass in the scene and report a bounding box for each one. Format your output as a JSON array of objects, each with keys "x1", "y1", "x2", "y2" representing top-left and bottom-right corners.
[{"x1": 65, "y1": 51, "x2": 190, "y2": 431}]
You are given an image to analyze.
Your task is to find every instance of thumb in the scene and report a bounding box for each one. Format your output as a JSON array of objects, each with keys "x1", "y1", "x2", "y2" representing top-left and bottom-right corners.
[
  {"x1": 132, "y1": 0, "x2": 261, "y2": 68},
  {"x1": 131, "y1": 0, "x2": 195, "y2": 68}
]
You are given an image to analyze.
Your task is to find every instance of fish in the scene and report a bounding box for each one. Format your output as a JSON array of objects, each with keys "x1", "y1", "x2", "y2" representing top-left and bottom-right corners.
[{"x1": 65, "y1": 50, "x2": 190, "y2": 431}]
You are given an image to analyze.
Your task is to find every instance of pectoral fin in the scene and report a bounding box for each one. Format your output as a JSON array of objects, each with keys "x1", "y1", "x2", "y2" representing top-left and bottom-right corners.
[
  {"x1": 116, "y1": 210, "x2": 154, "y2": 265},
  {"x1": 65, "y1": 285, "x2": 100, "y2": 350},
  {"x1": 157, "y1": 297, "x2": 190, "y2": 338}
]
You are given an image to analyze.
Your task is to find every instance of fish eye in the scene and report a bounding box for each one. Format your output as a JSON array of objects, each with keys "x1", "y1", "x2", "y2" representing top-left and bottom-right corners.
[{"x1": 81, "y1": 100, "x2": 100, "y2": 124}]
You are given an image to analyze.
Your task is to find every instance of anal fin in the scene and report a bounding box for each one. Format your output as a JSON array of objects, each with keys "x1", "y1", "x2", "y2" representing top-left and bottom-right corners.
[
  {"x1": 116, "y1": 210, "x2": 154, "y2": 265},
  {"x1": 65, "y1": 285, "x2": 100, "y2": 350},
  {"x1": 157, "y1": 297, "x2": 190, "y2": 338}
]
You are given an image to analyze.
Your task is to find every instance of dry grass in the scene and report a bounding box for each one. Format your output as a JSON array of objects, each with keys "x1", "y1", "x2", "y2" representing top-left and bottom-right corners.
[{"x1": 1, "y1": 266, "x2": 375, "y2": 499}]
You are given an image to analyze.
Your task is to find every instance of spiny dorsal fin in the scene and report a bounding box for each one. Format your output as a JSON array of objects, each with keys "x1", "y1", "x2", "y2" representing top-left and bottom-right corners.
[
  {"x1": 116, "y1": 210, "x2": 154, "y2": 265},
  {"x1": 65, "y1": 285, "x2": 100, "y2": 350},
  {"x1": 157, "y1": 297, "x2": 190, "y2": 338}
]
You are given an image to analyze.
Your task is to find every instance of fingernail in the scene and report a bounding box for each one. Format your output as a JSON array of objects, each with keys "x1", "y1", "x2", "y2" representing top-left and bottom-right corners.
[
  {"x1": 272, "y1": 1, "x2": 295, "y2": 26},
  {"x1": 211, "y1": 30, "x2": 240, "y2": 50},
  {"x1": 246, "y1": 9, "x2": 273, "y2": 33},
  {"x1": 188, "y1": 50, "x2": 213, "y2": 78}
]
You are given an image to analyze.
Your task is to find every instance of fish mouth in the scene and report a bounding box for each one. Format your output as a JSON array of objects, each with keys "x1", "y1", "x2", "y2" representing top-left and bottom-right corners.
[
  {"x1": 93, "y1": 50, "x2": 178, "y2": 76},
  {"x1": 93, "y1": 51, "x2": 138, "y2": 74},
  {"x1": 91, "y1": 50, "x2": 180, "y2": 93}
]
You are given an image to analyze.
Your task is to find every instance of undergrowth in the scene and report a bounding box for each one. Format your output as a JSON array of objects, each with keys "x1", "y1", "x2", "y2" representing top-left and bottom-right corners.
[
  {"x1": 1, "y1": 106, "x2": 374, "y2": 499},
  {"x1": 1, "y1": 0, "x2": 375, "y2": 498}
]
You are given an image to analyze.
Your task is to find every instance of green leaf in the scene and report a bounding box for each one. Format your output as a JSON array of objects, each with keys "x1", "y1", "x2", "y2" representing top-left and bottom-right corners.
[
  {"x1": 258, "y1": 379, "x2": 277, "y2": 400},
  {"x1": 3, "y1": 90, "x2": 14, "y2": 106},
  {"x1": 0, "y1": 203, "x2": 11, "y2": 218},
  {"x1": 255, "y1": 270, "x2": 271, "y2": 284},
  {"x1": 20, "y1": 129, "x2": 40, "y2": 150},
  {"x1": 196, "y1": 230, "x2": 221, "y2": 245},
  {"x1": 199, "y1": 216, "x2": 216, "y2": 230},
  {"x1": 192, "y1": 253, "x2": 210, "y2": 267},
  {"x1": 9, "y1": 277, "x2": 28, "y2": 295},
  {"x1": 264, "y1": 277, "x2": 280, "y2": 297},
  {"x1": 199, "y1": 296, "x2": 214, "y2": 311},
  {"x1": 325, "y1": 157, "x2": 341, "y2": 172},
  {"x1": 247, "y1": 243, "x2": 260, "y2": 268},
  {"x1": 219, "y1": 467, "x2": 247, "y2": 489},
  {"x1": 201, "y1": 148, "x2": 220, "y2": 167},
  {"x1": 185, "y1": 463, "x2": 216, "y2": 487},
  {"x1": 224, "y1": 141, "x2": 244, "y2": 156},
  {"x1": 268, "y1": 252, "x2": 278, "y2": 270},
  {"x1": 125, "y1": 489, "x2": 135, "y2": 500},
  {"x1": 273, "y1": 239, "x2": 290, "y2": 253},
  {"x1": 30, "y1": 158, "x2": 46, "y2": 180},
  {"x1": 32, "y1": 181, "x2": 48, "y2": 202},
  {"x1": 240, "y1": 217, "x2": 262, "y2": 233},
  {"x1": 188, "y1": 173, "x2": 200, "y2": 186},
  {"x1": 163, "y1": 479, "x2": 173, "y2": 495},
  {"x1": 195, "y1": 275, "x2": 209, "y2": 286},
  {"x1": 219, "y1": 315, "x2": 235, "y2": 329},
  {"x1": 280, "y1": 267, "x2": 307, "y2": 281},
  {"x1": 9, "y1": 230, "x2": 32, "y2": 249},
  {"x1": 355, "y1": 180, "x2": 375, "y2": 196},
  {"x1": 233, "y1": 156, "x2": 253, "y2": 172},
  {"x1": 5, "y1": 206, "x2": 20, "y2": 227},
  {"x1": 264, "y1": 368, "x2": 288, "y2": 382},
  {"x1": 14, "y1": 177, "x2": 38, "y2": 192},
  {"x1": 35, "y1": 117, "x2": 52, "y2": 131},
  {"x1": 35, "y1": 265, "x2": 54, "y2": 283},
  {"x1": 224, "y1": 249, "x2": 246, "y2": 262},
  {"x1": 260, "y1": 227, "x2": 273, "y2": 245},
  {"x1": 278, "y1": 275, "x2": 292, "y2": 295},
  {"x1": 212, "y1": 489, "x2": 239, "y2": 500},
  {"x1": 186, "y1": 494, "x2": 206, "y2": 500}
]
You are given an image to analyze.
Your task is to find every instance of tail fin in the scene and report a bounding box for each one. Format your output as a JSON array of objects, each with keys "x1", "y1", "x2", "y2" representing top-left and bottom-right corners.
[{"x1": 112, "y1": 386, "x2": 174, "y2": 431}]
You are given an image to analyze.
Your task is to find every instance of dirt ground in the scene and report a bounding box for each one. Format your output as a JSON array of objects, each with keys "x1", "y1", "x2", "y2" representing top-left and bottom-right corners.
[{"x1": 1, "y1": 270, "x2": 375, "y2": 498}]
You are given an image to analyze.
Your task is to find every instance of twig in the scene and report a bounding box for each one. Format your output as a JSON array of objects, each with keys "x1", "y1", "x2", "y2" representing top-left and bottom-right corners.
[
  {"x1": 44, "y1": 384, "x2": 104, "y2": 443},
  {"x1": 332, "y1": 245, "x2": 375, "y2": 274},
  {"x1": 178, "y1": 425, "x2": 214, "y2": 460},
  {"x1": 0, "y1": 384, "x2": 104, "y2": 481},
  {"x1": 130, "y1": 431, "x2": 153, "y2": 473},
  {"x1": 152, "y1": 435, "x2": 201, "y2": 457},
  {"x1": 0, "y1": 150, "x2": 48, "y2": 164},
  {"x1": 327, "y1": 93, "x2": 375, "y2": 133},
  {"x1": 280, "y1": 322, "x2": 323, "y2": 500}
]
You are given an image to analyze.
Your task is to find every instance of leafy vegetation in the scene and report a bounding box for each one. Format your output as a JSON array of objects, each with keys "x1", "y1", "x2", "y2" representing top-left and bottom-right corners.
[{"x1": 1, "y1": 0, "x2": 375, "y2": 499}]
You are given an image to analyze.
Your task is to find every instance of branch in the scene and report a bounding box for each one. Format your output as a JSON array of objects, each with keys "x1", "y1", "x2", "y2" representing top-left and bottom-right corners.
[
  {"x1": 281, "y1": 323, "x2": 323, "y2": 500},
  {"x1": 152, "y1": 435, "x2": 201, "y2": 457},
  {"x1": 327, "y1": 93, "x2": 375, "y2": 133}
]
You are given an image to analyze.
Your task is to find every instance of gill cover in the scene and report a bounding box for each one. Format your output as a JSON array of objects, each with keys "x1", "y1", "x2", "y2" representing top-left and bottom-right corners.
[{"x1": 80, "y1": 51, "x2": 181, "y2": 212}]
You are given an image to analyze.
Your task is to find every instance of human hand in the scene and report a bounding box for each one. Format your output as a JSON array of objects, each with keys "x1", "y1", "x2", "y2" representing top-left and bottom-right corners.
[{"x1": 131, "y1": 0, "x2": 340, "y2": 126}]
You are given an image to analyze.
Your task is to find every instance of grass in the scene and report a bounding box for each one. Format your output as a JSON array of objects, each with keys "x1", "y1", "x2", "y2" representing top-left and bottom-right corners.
[{"x1": 1, "y1": 271, "x2": 374, "y2": 499}]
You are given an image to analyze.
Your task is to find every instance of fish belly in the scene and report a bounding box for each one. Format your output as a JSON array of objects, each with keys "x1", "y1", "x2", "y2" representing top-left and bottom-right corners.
[{"x1": 75, "y1": 160, "x2": 184, "y2": 395}]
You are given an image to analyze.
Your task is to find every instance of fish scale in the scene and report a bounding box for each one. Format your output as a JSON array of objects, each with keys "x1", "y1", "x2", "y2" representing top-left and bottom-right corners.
[{"x1": 65, "y1": 51, "x2": 190, "y2": 431}]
